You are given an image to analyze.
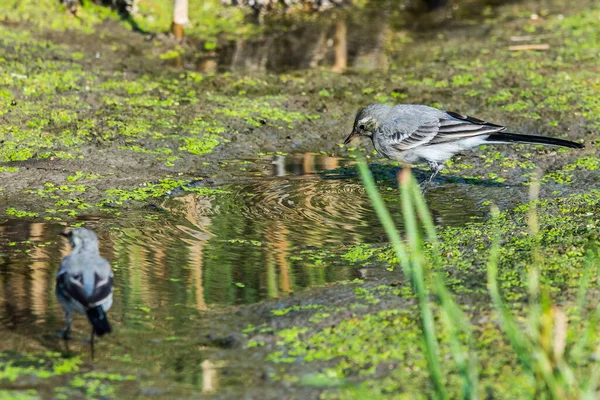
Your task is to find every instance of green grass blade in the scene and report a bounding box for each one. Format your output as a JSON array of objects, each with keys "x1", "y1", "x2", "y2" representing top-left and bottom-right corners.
[
  {"x1": 410, "y1": 170, "x2": 478, "y2": 399},
  {"x1": 433, "y1": 275, "x2": 479, "y2": 400},
  {"x1": 581, "y1": 320, "x2": 600, "y2": 399},
  {"x1": 486, "y1": 207, "x2": 533, "y2": 373},
  {"x1": 576, "y1": 247, "x2": 598, "y2": 316},
  {"x1": 526, "y1": 179, "x2": 542, "y2": 351},
  {"x1": 399, "y1": 168, "x2": 447, "y2": 400},
  {"x1": 357, "y1": 159, "x2": 410, "y2": 275},
  {"x1": 358, "y1": 160, "x2": 447, "y2": 399},
  {"x1": 409, "y1": 175, "x2": 442, "y2": 266}
]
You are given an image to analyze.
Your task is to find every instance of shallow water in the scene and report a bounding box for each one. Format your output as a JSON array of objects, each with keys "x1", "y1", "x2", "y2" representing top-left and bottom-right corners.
[
  {"x1": 0, "y1": 155, "x2": 536, "y2": 395},
  {"x1": 0, "y1": 154, "x2": 528, "y2": 330}
]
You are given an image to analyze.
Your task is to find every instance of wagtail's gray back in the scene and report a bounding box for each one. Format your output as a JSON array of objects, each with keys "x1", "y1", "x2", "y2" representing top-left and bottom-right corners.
[
  {"x1": 344, "y1": 103, "x2": 584, "y2": 189},
  {"x1": 56, "y1": 227, "x2": 114, "y2": 358}
]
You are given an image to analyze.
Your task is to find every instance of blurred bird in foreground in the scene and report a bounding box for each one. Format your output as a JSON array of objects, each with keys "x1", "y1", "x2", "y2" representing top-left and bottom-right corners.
[
  {"x1": 344, "y1": 104, "x2": 584, "y2": 190},
  {"x1": 56, "y1": 228, "x2": 114, "y2": 359}
]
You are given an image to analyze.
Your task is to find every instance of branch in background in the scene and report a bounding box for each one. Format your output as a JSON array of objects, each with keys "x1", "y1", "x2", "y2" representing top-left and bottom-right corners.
[
  {"x1": 508, "y1": 44, "x2": 550, "y2": 51},
  {"x1": 332, "y1": 18, "x2": 347, "y2": 73},
  {"x1": 172, "y1": 0, "x2": 189, "y2": 41}
]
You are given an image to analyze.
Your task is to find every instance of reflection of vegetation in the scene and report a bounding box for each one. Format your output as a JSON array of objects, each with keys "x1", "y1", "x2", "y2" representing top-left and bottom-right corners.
[{"x1": 173, "y1": 180, "x2": 365, "y2": 304}]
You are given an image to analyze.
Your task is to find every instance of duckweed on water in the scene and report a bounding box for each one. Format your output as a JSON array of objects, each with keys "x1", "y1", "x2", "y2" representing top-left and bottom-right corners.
[
  {"x1": 100, "y1": 178, "x2": 227, "y2": 206},
  {"x1": 341, "y1": 243, "x2": 378, "y2": 263},
  {"x1": 101, "y1": 178, "x2": 189, "y2": 205}
]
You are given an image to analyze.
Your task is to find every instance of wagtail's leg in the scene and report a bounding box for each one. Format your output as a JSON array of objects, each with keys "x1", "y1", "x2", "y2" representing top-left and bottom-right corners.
[
  {"x1": 421, "y1": 162, "x2": 443, "y2": 194},
  {"x1": 62, "y1": 312, "x2": 72, "y2": 340},
  {"x1": 90, "y1": 327, "x2": 95, "y2": 361}
]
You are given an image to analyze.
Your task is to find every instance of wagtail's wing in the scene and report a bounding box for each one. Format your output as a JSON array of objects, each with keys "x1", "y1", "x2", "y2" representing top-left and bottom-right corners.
[
  {"x1": 89, "y1": 259, "x2": 114, "y2": 307},
  {"x1": 429, "y1": 111, "x2": 506, "y2": 144},
  {"x1": 378, "y1": 114, "x2": 441, "y2": 151},
  {"x1": 379, "y1": 111, "x2": 505, "y2": 151},
  {"x1": 56, "y1": 256, "x2": 113, "y2": 308}
]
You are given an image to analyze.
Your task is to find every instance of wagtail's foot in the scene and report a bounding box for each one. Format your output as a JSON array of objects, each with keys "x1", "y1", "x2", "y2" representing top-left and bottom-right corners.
[{"x1": 419, "y1": 182, "x2": 433, "y2": 194}]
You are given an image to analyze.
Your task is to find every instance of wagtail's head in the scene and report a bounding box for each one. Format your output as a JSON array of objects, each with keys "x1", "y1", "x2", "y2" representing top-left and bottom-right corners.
[
  {"x1": 61, "y1": 227, "x2": 100, "y2": 253},
  {"x1": 344, "y1": 104, "x2": 391, "y2": 145}
]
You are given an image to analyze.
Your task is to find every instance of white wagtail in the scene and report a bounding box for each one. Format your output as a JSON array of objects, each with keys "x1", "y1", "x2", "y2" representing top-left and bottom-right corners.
[
  {"x1": 344, "y1": 104, "x2": 584, "y2": 188},
  {"x1": 56, "y1": 228, "x2": 113, "y2": 358}
]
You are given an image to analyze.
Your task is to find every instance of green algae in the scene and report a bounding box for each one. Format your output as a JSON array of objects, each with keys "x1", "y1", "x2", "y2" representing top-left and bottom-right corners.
[
  {"x1": 25, "y1": 183, "x2": 87, "y2": 199},
  {"x1": 100, "y1": 178, "x2": 226, "y2": 206},
  {"x1": 5, "y1": 208, "x2": 37, "y2": 218},
  {"x1": 271, "y1": 304, "x2": 325, "y2": 316},
  {"x1": 0, "y1": 27, "x2": 230, "y2": 172},
  {"x1": 101, "y1": 178, "x2": 188, "y2": 205},
  {"x1": 64, "y1": 371, "x2": 135, "y2": 398},
  {"x1": 66, "y1": 171, "x2": 101, "y2": 182},
  {"x1": 0, "y1": 167, "x2": 19, "y2": 173},
  {"x1": 0, "y1": 390, "x2": 38, "y2": 400},
  {"x1": 132, "y1": 0, "x2": 250, "y2": 40},
  {"x1": 0, "y1": 0, "x2": 115, "y2": 33},
  {"x1": 390, "y1": 4, "x2": 600, "y2": 133},
  {"x1": 543, "y1": 156, "x2": 600, "y2": 184},
  {"x1": 179, "y1": 134, "x2": 225, "y2": 155},
  {"x1": 211, "y1": 95, "x2": 320, "y2": 128},
  {"x1": 0, "y1": 352, "x2": 82, "y2": 382},
  {"x1": 341, "y1": 243, "x2": 377, "y2": 263}
]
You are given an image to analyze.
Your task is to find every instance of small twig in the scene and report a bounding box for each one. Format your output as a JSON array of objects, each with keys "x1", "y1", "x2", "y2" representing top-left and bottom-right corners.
[{"x1": 509, "y1": 44, "x2": 550, "y2": 51}]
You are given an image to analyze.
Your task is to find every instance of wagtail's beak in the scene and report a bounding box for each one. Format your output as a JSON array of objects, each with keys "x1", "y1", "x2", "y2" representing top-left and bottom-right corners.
[{"x1": 344, "y1": 129, "x2": 360, "y2": 145}]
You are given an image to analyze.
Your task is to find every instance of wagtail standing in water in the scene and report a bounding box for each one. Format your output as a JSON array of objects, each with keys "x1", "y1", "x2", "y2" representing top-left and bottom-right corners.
[
  {"x1": 344, "y1": 104, "x2": 584, "y2": 189},
  {"x1": 56, "y1": 228, "x2": 113, "y2": 358}
]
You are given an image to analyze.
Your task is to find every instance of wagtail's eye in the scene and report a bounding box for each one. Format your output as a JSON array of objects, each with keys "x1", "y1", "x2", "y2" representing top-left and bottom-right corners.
[{"x1": 358, "y1": 124, "x2": 365, "y2": 130}]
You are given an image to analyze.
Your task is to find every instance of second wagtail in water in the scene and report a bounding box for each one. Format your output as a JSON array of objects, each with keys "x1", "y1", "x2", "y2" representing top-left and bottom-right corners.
[
  {"x1": 344, "y1": 104, "x2": 584, "y2": 188},
  {"x1": 56, "y1": 228, "x2": 113, "y2": 358}
]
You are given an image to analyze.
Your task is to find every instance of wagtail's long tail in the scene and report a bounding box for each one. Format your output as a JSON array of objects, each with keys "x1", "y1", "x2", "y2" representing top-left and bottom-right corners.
[{"x1": 487, "y1": 132, "x2": 584, "y2": 149}]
